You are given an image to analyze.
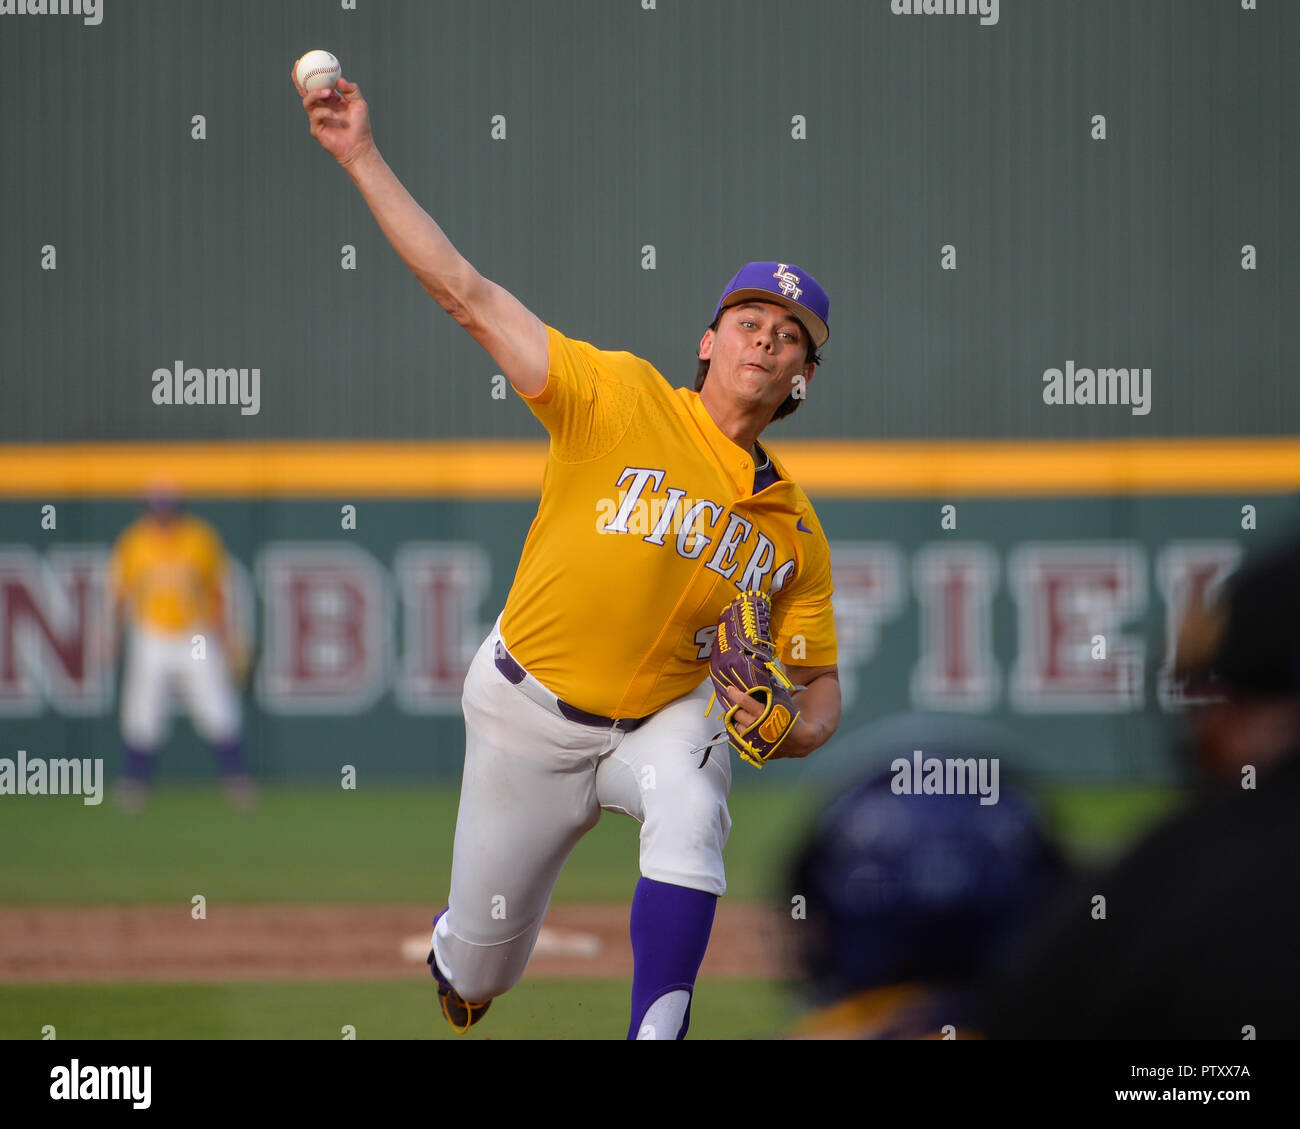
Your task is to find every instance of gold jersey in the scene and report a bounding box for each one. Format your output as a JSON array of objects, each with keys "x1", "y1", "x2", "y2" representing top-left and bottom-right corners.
[
  {"x1": 110, "y1": 513, "x2": 226, "y2": 633},
  {"x1": 501, "y1": 326, "x2": 837, "y2": 719}
]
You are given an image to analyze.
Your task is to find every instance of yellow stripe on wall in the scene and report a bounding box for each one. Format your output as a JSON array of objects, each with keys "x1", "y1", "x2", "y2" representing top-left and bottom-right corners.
[
  {"x1": 0, "y1": 442, "x2": 548, "y2": 499},
  {"x1": 781, "y1": 438, "x2": 1300, "y2": 497},
  {"x1": 0, "y1": 439, "x2": 1297, "y2": 498}
]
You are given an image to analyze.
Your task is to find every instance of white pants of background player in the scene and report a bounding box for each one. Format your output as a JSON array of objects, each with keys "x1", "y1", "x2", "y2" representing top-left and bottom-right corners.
[
  {"x1": 120, "y1": 626, "x2": 241, "y2": 750},
  {"x1": 432, "y1": 619, "x2": 732, "y2": 1004}
]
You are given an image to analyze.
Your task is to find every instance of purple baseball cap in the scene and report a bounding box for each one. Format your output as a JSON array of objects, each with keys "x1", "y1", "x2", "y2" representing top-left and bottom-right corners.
[{"x1": 713, "y1": 261, "x2": 830, "y2": 348}]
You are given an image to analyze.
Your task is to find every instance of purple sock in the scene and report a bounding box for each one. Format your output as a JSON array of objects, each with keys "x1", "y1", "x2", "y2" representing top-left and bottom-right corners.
[
  {"x1": 214, "y1": 738, "x2": 246, "y2": 777},
  {"x1": 123, "y1": 745, "x2": 155, "y2": 783},
  {"x1": 627, "y1": 877, "x2": 718, "y2": 1040}
]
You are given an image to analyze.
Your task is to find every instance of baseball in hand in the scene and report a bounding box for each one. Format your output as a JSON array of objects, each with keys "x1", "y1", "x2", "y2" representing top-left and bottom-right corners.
[{"x1": 295, "y1": 49, "x2": 342, "y2": 92}]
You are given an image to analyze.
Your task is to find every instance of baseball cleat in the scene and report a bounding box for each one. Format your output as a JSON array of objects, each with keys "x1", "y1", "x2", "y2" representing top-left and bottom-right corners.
[
  {"x1": 436, "y1": 981, "x2": 491, "y2": 1034},
  {"x1": 114, "y1": 779, "x2": 149, "y2": 815},
  {"x1": 221, "y1": 774, "x2": 258, "y2": 813},
  {"x1": 428, "y1": 912, "x2": 491, "y2": 1033}
]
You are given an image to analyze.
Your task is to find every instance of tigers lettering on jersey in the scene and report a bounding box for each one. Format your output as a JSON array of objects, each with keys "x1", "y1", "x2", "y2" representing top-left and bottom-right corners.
[
  {"x1": 596, "y1": 465, "x2": 798, "y2": 592},
  {"x1": 498, "y1": 326, "x2": 837, "y2": 720}
]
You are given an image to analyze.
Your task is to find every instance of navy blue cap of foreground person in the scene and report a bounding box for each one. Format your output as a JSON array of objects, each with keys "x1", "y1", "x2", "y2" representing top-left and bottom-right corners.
[
  {"x1": 787, "y1": 761, "x2": 1065, "y2": 1005},
  {"x1": 1174, "y1": 524, "x2": 1300, "y2": 699}
]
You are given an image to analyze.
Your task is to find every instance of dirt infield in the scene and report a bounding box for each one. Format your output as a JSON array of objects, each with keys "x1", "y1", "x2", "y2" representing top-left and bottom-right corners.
[{"x1": 0, "y1": 904, "x2": 792, "y2": 982}]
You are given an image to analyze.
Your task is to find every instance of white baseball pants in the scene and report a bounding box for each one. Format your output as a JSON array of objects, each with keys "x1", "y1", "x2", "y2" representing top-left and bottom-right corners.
[
  {"x1": 432, "y1": 621, "x2": 732, "y2": 1003},
  {"x1": 120, "y1": 626, "x2": 241, "y2": 750}
]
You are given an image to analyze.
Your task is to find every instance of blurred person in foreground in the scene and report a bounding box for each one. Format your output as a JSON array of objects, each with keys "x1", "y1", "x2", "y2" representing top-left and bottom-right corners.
[
  {"x1": 108, "y1": 485, "x2": 253, "y2": 813},
  {"x1": 783, "y1": 718, "x2": 1068, "y2": 1039},
  {"x1": 981, "y1": 524, "x2": 1300, "y2": 1039}
]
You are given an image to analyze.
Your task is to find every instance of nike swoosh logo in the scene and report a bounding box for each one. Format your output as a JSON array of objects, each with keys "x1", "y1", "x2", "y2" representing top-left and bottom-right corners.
[{"x1": 796, "y1": 518, "x2": 813, "y2": 534}]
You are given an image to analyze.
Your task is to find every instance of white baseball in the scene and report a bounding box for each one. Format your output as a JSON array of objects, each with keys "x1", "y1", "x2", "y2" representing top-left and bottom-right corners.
[{"x1": 295, "y1": 49, "x2": 342, "y2": 93}]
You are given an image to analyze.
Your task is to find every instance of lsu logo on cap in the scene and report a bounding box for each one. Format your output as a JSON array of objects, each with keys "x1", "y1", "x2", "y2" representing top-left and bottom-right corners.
[{"x1": 772, "y1": 263, "x2": 803, "y2": 302}]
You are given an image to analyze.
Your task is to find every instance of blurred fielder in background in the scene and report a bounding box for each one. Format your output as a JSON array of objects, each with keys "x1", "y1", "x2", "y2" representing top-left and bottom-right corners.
[
  {"x1": 108, "y1": 486, "x2": 253, "y2": 813},
  {"x1": 784, "y1": 718, "x2": 1067, "y2": 1039},
  {"x1": 981, "y1": 523, "x2": 1300, "y2": 1039}
]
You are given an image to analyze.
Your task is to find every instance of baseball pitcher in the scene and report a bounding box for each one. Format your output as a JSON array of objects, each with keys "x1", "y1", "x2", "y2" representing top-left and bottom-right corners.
[{"x1": 294, "y1": 68, "x2": 843, "y2": 1039}]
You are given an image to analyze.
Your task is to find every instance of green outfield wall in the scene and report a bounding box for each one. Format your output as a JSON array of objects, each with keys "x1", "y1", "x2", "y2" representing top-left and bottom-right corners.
[{"x1": 0, "y1": 0, "x2": 1293, "y2": 442}]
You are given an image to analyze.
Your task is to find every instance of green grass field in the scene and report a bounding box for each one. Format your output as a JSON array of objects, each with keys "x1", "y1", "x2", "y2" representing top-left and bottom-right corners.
[
  {"x1": 0, "y1": 783, "x2": 1181, "y2": 1039},
  {"x1": 0, "y1": 785, "x2": 820, "y2": 905},
  {"x1": 0, "y1": 783, "x2": 1179, "y2": 905},
  {"x1": 0, "y1": 979, "x2": 791, "y2": 1040}
]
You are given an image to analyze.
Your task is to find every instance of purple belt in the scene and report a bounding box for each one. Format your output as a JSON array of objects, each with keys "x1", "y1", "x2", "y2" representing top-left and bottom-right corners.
[{"x1": 493, "y1": 640, "x2": 651, "y2": 732}]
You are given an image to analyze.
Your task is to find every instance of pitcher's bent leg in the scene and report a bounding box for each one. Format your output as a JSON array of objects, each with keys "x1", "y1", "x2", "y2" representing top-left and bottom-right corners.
[{"x1": 433, "y1": 635, "x2": 605, "y2": 1003}]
